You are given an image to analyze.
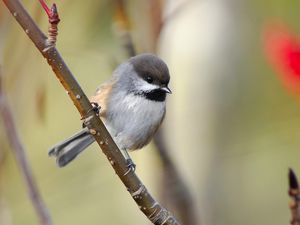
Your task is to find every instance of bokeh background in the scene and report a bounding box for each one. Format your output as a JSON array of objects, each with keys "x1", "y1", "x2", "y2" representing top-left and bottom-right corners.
[{"x1": 1, "y1": 0, "x2": 300, "y2": 225}]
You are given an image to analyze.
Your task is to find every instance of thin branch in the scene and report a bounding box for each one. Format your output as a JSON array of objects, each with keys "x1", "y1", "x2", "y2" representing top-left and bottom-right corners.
[
  {"x1": 1, "y1": 0, "x2": 180, "y2": 224},
  {"x1": 288, "y1": 168, "x2": 300, "y2": 225},
  {"x1": 0, "y1": 68, "x2": 52, "y2": 225}
]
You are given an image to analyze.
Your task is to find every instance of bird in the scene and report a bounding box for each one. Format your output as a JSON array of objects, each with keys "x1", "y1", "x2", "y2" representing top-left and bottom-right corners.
[{"x1": 48, "y1": 53, "x2": 171, "y2": 168}]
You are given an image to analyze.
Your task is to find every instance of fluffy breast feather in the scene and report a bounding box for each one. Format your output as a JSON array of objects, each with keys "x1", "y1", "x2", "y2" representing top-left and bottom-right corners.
[{"x1": 106, "y1": 91, "x2": 166, "y2": 150}]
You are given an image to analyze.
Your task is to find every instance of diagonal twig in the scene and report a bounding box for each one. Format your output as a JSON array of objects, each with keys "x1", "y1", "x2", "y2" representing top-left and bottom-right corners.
[
  {"x1": 0, "y1": 67, "x2": 52, "y2": 225},
  {"x1": 1, "y1": 0, "x2": 180, "y2": 224}
]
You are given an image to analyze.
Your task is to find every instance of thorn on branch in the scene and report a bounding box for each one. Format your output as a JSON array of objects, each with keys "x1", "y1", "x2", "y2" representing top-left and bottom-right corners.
[
  {"x1": 39, "y1": 0, "x2": 60, "y2": 48},
  {"x1": 288, "y1": 168, "x2": 300, "y2": 225}
]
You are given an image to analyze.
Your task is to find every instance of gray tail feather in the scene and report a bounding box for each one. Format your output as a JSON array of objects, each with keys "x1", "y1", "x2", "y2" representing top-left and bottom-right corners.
[{"x1": 48, "y1": 127, "x2": 95, "y2": 167}]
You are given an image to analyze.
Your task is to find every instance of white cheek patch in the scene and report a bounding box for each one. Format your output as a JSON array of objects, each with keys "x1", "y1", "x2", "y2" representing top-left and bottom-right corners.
[{"x1": 135, "y1": 79, "x2": 159, "y2": 92}]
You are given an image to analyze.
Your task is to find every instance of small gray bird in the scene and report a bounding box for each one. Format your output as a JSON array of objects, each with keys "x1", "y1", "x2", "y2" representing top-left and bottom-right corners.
[{"x1": 49, "y1": 53, "x2": 171, "y2": 168}]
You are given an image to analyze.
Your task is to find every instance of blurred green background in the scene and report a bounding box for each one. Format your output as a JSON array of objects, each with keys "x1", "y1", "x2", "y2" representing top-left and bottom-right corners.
[{"x1": 1, "y1": 0, "x2": 300, "y2": 225}]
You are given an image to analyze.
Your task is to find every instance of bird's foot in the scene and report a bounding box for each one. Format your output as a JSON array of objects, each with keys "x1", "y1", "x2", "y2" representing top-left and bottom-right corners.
[
  {"x1": 124, "y1": 159, "x2": 136, "y2": 176},
  {"x1": 121, "y1": 149, "x2": 136, "y2": 176},
  {"x1": 90, "y1": 102, "x2": 101, "y2": 116},
  {"x1": 126, "y1": 158, "x2": 136, "y2": 171}
]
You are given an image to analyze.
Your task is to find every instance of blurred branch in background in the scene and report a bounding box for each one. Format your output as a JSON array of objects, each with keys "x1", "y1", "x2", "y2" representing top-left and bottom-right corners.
[
  {"x1": 161, "y1": 0, "x2": 195, "y2": 30},
  {"x1": 114, "y1": 0, "x2": 136, "y2": 57},
  {"x1": 2, "y1": 0, "x2": 180, "y2": 224},
  {"x1": 154, "y1": 132, "x2": 199, "y2": 225},
  {"x1": 0, "y1": 71, "x2": 11, "y2": 225},
  {"x1": 288, "y1": 169, "x2": 300, "y2": 225},
  {"x1": 0, "y1": 67, "x2": 53, "y2": 225},
  {"x1": 113, "y1": 1, "x2": 200, "y2": 225}
]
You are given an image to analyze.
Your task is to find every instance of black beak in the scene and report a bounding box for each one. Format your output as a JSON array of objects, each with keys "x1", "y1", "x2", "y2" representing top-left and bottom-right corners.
[{"x1": 161, "y1": 86, "x2": 172, "y2": 94}]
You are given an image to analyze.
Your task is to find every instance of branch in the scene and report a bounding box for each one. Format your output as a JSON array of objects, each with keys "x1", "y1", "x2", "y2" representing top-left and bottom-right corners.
[
  {"x1": 1, "y1": 0, "x2": 180, "y2": 224},
  {"x1": 0, "y1": 68, "x2": 52, "y2": 225},
  {"x1": 288, "y1": 168, "x2": 300, "y2": 225}
]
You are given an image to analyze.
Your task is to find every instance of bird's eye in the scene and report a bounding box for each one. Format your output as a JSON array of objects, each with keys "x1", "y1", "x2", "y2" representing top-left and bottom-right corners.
[{"x1": 146, "y1": 76, "x2": 153, "y2": 84}]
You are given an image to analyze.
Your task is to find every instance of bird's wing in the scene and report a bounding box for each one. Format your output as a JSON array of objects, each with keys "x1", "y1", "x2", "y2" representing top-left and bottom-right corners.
[{"x1": 89, "y1": 80, "x2": 115, "y2": 118}]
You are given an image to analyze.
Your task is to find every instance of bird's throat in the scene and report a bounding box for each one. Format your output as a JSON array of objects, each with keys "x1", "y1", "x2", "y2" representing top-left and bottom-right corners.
[{"x1": 134, "y1": 89, "x2": 166, "y2": 102}]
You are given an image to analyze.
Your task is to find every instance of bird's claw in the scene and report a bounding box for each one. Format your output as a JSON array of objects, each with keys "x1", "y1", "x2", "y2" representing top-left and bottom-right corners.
[
  {"x1": 91, "y1": 102, "x2": 101, "y2": 115},
  {"x1": 124, "y1": 159, "x2": 136, "y2": 176}
]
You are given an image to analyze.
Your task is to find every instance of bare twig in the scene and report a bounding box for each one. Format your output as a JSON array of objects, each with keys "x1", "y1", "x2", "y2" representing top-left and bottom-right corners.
[
  {"x1": 288, "y1": 168, "x2": 300, "y2": 225},
  {"x1": 38, "y1": 0, "x2": 60, "y2": 47},
  {"x1": 2, "y1": 0, "x2": 180, "y2": 224},
  {"x1": 113, "y1": 1, "x2": 200, "y2": 224},
  {"x1": 0, "y1": 68, "x2": 52, "y2": 225}
]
